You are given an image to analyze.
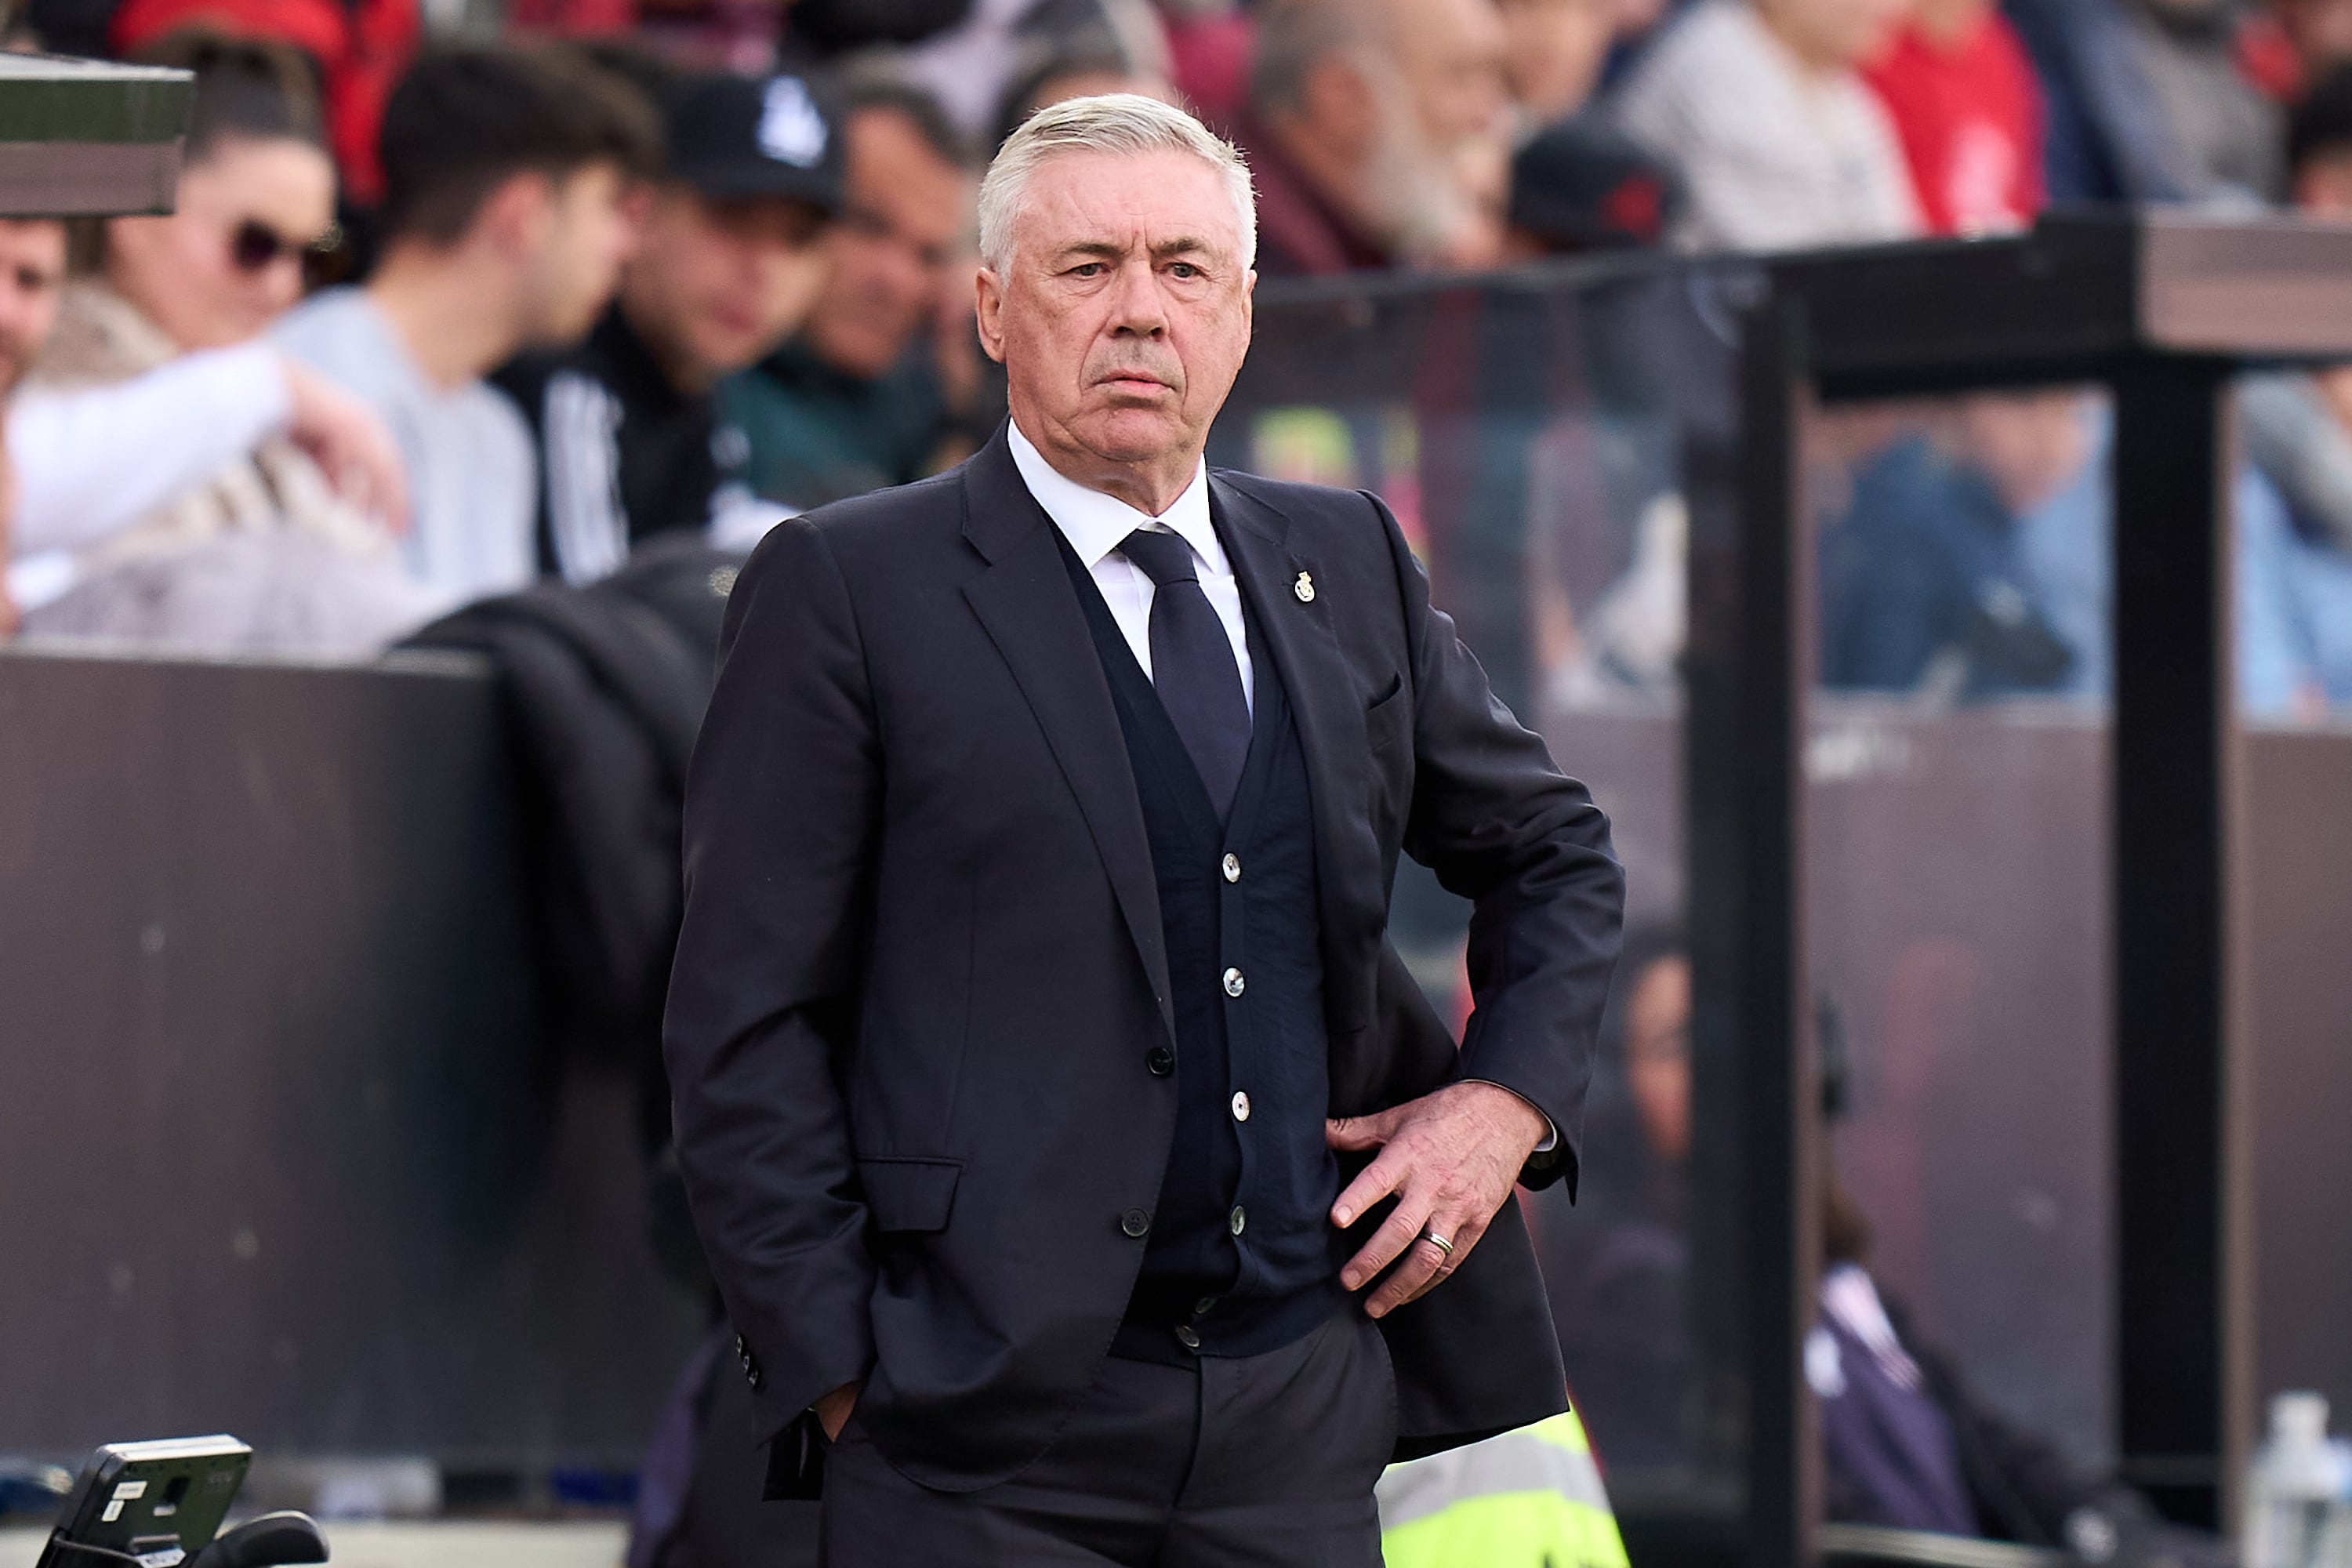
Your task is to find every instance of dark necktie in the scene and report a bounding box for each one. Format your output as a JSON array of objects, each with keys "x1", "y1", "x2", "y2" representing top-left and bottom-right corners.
[{"x1": 1118, "y1": 527, "x2": 1250, "y2": 815}]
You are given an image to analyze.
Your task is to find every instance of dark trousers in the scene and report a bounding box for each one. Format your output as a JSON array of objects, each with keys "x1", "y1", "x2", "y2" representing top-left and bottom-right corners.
[{"x1": 819, "y1": 1312, "x2": 1397, "y2": 1566}]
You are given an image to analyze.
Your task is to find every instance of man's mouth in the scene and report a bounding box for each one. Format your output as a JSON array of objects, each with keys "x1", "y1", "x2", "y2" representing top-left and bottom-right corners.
[{"x1": 1097, "y1": 372, "x2": 1172, "y2": 394}]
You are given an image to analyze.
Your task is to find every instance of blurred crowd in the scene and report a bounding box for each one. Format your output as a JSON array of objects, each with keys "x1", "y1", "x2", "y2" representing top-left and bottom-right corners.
[{"x1": 0, "y1": 0, "x2": 2348, "y2": 680}]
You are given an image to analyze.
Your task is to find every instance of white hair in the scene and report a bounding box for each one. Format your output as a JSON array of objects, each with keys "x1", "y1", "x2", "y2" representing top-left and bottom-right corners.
[{"x1": 977, "y1": 93, "x2": 1257, "y2": 274}]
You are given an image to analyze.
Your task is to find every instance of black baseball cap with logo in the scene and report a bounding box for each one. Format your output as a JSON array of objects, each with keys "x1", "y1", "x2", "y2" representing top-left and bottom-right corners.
[{"x1": 659, "y1": 69, "x2": 846, "y2": 212}]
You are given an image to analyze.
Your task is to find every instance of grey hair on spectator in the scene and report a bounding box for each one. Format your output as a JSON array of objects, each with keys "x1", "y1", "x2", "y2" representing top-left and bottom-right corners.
[
  {"x1": 977, "y1": 92, "x2": 1256, "y2": 273},
  {"x1": 1250, "y1": 0, "x2": 1383, "y2": 117}
]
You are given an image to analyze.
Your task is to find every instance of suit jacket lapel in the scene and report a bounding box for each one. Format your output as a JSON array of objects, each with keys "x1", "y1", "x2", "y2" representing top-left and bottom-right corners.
[
  {"x1": 960, "y1": 430, "x2": 1175, "y2": 1045},
  {"x1": 1212, "y1": 474, "x2": 1387, "y2": 1040}
]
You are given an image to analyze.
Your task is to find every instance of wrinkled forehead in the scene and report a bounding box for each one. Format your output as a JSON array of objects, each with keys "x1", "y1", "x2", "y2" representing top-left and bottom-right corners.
[{"x1": 1011, "y1": 147, "x2": 1243, "y2": 265}]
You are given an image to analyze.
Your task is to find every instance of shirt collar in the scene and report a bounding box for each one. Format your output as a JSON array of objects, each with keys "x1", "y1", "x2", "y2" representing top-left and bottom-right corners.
[{"x1": 1007, "y1": 417, "x2": 1215, "y2": 572}]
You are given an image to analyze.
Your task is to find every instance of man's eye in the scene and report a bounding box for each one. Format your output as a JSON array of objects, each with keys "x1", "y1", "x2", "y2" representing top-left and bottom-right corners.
[
  {"x1": 1070, "y1": 263, "x2": 1105, "y2": 278},
  {"x1": 1169, "y1": 263, "x2": 1200, "y2": 279}
]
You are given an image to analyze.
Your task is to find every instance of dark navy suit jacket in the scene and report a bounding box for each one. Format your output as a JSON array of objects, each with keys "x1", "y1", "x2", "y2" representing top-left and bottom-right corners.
[{"x1": 662, "y1": 423, "x2": 1624, "y2": 1495}]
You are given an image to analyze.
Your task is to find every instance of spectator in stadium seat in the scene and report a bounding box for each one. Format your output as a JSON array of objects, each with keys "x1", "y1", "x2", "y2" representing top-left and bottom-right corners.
[
  {"x1": 1862, "y1": 0, "x2": 2046, "y2": 234},
  {"x1": 496, "y1": 66, "x2": 843, "y2": 585},
  {"x1": 1495, "y1": 0, "x2": 1624, "y2": 129},
  {"x1": 1613, "y1": 0, "x2": 1922, "y2": 250},
  {"x1": 1501, "y1": 109, "x2": 1684, "y2": 254},
  {"x1": 2238, "y1": 67, "x2": 2352, "y2": 562},
  {"x1": 1819, "y1": 394, "x2": 2082, "y2": 701},
  {"x1": 11, "y1": 32, "x2": 427, "y2": 655},
  {"x1": 724, "y1": 77, "x2": 975, "y2": 510},
  {"x1": 276, "y1": 46, "x2": 659, "y2": 606},
  {"x1": 2113, "y1": 0, "x2": 2281, "y2": 201},
  {"x1": 1237, "y1": 0, "x2": 1514, "y2": 275},
  {"x1": 993, "y1": 38, "x2": 1177, "y2": 151}
]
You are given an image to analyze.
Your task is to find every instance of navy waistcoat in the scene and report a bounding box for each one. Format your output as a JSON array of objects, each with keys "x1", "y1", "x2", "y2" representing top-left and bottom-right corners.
[{"x1": 1054, "y1": 525, "x2": 1350, "y2": 1362}]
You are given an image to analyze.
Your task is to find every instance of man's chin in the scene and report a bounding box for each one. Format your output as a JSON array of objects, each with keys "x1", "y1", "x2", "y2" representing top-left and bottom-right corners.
[{"x1": 1071, "y1": 405, "x2": 1191, "y2": 456}]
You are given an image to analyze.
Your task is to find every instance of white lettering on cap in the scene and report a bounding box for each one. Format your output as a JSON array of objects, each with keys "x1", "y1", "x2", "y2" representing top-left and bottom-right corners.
[{"x1": 757, "y1": 77, "x2": 827, "y2": 168}]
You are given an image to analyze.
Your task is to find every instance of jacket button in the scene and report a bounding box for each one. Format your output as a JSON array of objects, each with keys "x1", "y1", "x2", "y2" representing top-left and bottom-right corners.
[
  {"x1": 1221, "y1": 853, "x2": 1241, "y2": 883},
  {"x1": 1146, "y1": 1046, "x2": 1175, "y2": 1076},
  {"x1": 1229, "y1": 1205, "x2": 1247, "y2": 1236},
  {"x1": 1195, "y1": 1297, "x2": 1218, "y2": 1316},
  {"x1": 1231, "y1": 1091, "x2": 1251, "y2": 1122},
  {"x1": 1175, "y1": 1325, "x2": 1201, "y2": 1352},
  {"x1": 1221, "y1": 967, "x2": 1246, "y2": 998},
  {"x1": 1121, "y1": 1207, "x2": 1152, "y2": 1238}
]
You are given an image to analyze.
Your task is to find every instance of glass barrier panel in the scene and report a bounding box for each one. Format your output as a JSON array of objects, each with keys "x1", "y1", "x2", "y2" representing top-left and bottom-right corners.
[{"x1": 1801, "y1": 387, "x2": 2119, "y2": 1494}]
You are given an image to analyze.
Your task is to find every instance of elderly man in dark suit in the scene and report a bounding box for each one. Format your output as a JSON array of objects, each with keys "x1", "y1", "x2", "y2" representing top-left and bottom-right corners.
[{"x1": 663, "y1": 92, "x2": 1624, "y2": 1566}]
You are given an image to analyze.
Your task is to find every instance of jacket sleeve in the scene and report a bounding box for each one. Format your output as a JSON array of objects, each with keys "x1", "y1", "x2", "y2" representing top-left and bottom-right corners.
[
  {"x1": 1370, "y1": 491, "x2": 1626, "y2": 1193},
  {"x1": 662, "y1": 515, "x2": 881, "y2": 1445}
]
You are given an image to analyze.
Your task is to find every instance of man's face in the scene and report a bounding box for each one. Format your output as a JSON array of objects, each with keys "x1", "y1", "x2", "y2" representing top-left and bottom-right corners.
[
  {"x1": 623, "y1": 188, "x2": 830, "y2": 389},
  {"x1": 1391, "y1": 0, "x2": 1511, "y2": 148},
  {"x1": 1494, "y1": 0, "x2": 1617, "y2": 121},
  {"x1": 523, "y1": 162, "x2": 639, "y2": 347},
  {"x1": 0, "y1": 219, "x2": 65, "y2": 396},
  {"x1": 976, "y1": 149, "x2": 1254, "y2": 485},
  {"x1": 805, "y1": 107, "x2": 970, "y2": 380}
]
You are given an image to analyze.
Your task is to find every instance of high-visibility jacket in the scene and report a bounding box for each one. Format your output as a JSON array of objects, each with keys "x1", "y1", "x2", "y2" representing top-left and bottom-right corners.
[{"x1": 1377, "y1": 1410, "x2": 1630, "y2": 1568}]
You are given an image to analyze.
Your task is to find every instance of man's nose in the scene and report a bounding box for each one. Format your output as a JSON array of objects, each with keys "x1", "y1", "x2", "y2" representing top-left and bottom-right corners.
[{"x1": 1108, "y1": 259, "x2": 1167, "y2": 335}]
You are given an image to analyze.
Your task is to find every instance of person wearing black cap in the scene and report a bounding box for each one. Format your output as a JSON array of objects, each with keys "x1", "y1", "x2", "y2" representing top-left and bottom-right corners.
[
  {"x1": 1501, "y1": 116, "x2": 1683, "y2": 257},
  {"x1": 499, "y1": 64, "x2": 844, "y2": 584}
]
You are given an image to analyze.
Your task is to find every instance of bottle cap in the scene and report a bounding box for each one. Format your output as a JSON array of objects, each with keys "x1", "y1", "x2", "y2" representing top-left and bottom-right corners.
[{"x1": 2274, "y1": 1391, "x2": 2330, "y2": 1443}]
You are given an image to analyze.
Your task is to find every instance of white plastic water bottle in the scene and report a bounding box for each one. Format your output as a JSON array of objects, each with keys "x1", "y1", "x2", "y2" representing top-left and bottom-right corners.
[{"x1": 2245, "y1": 1393, "x2": 2348, "y2": 1568}]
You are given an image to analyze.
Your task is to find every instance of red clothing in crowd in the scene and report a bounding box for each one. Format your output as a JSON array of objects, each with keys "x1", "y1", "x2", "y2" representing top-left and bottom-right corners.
[
  {"x1": 1864, "y1": 10, "x2": 2045, "y2": 236},
  {"x1": 110, "y1": 0, "x2": 420, "y2": 203}
]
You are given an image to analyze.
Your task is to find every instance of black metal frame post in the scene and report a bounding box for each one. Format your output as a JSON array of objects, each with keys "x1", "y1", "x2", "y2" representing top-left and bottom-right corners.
[
  {"x1": 2109, "y1": 351, "x2": 2249, "y2": 1529},
  {"x1": 1690, "y1": 293, "x2": 1822, "y2": 1568}
]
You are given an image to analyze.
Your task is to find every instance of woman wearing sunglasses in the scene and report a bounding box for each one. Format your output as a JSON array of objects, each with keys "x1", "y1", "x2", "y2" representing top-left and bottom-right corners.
[{"x1": 9, "y1": 29, "x2": 428, "y2": 655}]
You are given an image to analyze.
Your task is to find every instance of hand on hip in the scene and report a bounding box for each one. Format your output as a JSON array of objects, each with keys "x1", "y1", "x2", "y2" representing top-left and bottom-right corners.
[{"x1": 1326, "y1": 1082, "x2": 1548, "y2": 1318}]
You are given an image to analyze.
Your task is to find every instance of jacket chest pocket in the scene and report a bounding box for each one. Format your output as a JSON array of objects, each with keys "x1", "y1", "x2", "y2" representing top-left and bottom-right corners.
[
  {"x1": 1363, "y1": 675, "x2": 1410, "y2": 757},
  {"x1": 859, "y1": 1156, "x2": 963, "y2": 1234}
]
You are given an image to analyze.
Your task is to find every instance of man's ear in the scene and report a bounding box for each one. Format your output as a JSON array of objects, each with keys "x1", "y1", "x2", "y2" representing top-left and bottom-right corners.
[
  {"x1": 974, "y1": 266, "x2": 1007, "y2": 365},
  {"x1": 480, "y1": 171, "x2": 557, "y2": 259}
]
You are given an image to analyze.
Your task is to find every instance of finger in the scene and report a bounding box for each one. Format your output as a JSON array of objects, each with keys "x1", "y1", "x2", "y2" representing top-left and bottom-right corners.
[
  {"x1": 1365, "y1": 1231, "x2": 1446, "y2": 1318},
  {"x1": 1324, "y1": 1109, "x2": 1399, "y2": 1153},
  {"x1": 1340, "y1": 1193, "x2": 1430, "y2": 1291},
  {"x1": 1330, "y1": 1146, "x2": 1410, "y2": 1228},
  {"x1": 1384, "y1": 1210, "x2": 1488, "y2": 1310}
]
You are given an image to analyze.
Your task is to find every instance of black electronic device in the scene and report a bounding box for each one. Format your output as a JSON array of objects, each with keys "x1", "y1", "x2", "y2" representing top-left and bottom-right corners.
[{"x1": 31, "y1": 1436, "x2": 314, "y2": 1568}]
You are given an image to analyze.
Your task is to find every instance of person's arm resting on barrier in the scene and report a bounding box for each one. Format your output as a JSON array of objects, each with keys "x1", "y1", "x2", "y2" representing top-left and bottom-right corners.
[
  {"x1": 1328, "y1": 493, "x2": 1624, "y2": 1319},
  {"x1": 664, "y1": 518, "x2": 881, "y2": 1446}
]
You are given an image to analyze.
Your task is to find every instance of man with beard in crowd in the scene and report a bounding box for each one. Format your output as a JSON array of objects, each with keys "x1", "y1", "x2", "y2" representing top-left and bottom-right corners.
[{"x1": 1238, "y1": 0, "x2": 1514, "y2": 276}]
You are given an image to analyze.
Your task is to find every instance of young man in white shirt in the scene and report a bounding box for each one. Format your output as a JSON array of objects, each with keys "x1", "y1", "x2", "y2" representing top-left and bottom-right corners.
[{"x1": 276, "y1": 46, "x2": 659, "y2": 606}]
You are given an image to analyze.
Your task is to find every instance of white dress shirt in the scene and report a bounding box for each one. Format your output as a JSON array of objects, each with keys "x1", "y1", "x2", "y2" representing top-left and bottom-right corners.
[{"x1": 1007, "y1": 419, "x2": 1253, "y2": 714}]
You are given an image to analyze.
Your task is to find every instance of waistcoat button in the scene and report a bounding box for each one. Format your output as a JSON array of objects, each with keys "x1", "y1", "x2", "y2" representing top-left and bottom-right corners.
[
  {"x1": 1221, "y1": 967, "x2": 1245, "y2": 997},
  {"x1": 1221, "y1": 853, "x2": 1241, "y2": 883},
  {"x1": 1231, "y1": 1091, "x2": 1251, "y2": 1123},
  {"x1": 1229, "y1": 1205, "x2": 1247, "y2": 1236}
]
